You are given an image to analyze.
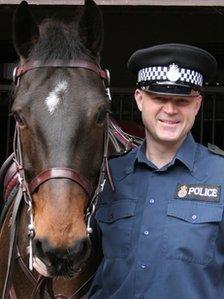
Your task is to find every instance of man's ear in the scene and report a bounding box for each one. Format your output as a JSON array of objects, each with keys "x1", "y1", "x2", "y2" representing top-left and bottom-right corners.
[
  {"x1": 134, "y1": 89, "x2": 143, "y2": 112},
  {"x1": 195, "y1": 95, "x2": 203, "y2": 116}
]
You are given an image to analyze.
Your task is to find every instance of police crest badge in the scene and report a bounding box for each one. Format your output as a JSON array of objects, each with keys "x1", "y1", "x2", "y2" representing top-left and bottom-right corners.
[
  {"x1": 177, "y1": 185, "x2": 188, "y2": 198},
  {"x1": 166, "y1": 64, "x2": 181, "y2": 82}
]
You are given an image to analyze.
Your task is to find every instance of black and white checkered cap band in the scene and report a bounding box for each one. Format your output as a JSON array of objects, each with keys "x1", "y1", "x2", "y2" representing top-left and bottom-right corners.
[{"x1": 138, "y1": 65, "x2": 203, "y2": 87}]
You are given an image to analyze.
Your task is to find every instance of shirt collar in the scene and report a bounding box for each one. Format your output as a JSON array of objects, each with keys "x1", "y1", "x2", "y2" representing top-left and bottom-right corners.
[
  {"x1": 134, "y1": 133, "x2": 197, "y2": 171},
  {"x1": 136, "y1": 140, "x2": 158, "y2": 169},
  {"x1": 174, "y1": 133, "x2": 197, "y2": 171}
]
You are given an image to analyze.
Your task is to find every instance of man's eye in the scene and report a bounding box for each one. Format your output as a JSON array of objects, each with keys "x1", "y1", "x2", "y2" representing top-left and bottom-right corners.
[
  {"x1": 177, "y1": 99, "x2": 190, "y2": 105},
  {"x1": 154, "y1": 97, "x2": 164, "y2": 102}
]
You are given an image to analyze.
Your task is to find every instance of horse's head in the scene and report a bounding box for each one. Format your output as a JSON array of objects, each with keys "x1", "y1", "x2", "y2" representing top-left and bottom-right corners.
[{"x1": 12, "y1": 0, "x2": 109, "y2": 277}]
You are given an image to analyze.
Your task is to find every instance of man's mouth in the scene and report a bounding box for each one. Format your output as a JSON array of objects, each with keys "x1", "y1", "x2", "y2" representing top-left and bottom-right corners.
[{"x1": 159, "y1": 119, "x2": 180, "y2": 125}]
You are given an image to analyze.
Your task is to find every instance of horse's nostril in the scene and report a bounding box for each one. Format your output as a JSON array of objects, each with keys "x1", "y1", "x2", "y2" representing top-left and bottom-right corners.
[
  {"x1": 33, "y1": 237, "x2": 91, "y2": 271},
  {"x1": 34, "y1": 238, "x2": 45, "y2": 256},
  {"x1": 73, "y1": 238, "x2": 91, "y2": 257},
  {"x1": 34, "y1": 237, "x2": 90, "y2": 257},
  {"x1": 33, "y1": 238, "x2": 53, "y2": 262}
]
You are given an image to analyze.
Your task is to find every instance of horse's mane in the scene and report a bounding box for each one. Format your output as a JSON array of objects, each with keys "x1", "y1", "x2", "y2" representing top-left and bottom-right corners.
[{"x1": 29, "y1": 18, "x2": 94, "y2": 62}]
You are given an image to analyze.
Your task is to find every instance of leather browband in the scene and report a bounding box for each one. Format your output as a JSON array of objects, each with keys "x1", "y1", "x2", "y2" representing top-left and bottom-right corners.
[
  {"x1": 29, "y1": 168, "x2": 93, "y2": 197},
  {"x1": 13, "y1": 59, "x2": 108, "y2": 84}
]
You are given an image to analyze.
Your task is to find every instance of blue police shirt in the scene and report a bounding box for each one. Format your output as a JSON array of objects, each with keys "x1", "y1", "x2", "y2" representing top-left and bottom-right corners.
[{"x1": 89, "y1": 133, "x2": 224, "y2": 299}]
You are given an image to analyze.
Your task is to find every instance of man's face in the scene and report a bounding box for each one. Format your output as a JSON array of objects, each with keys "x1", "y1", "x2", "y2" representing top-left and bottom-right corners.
[{"x1": 134, "y1": 89, "x2": 202, "y2": 145}]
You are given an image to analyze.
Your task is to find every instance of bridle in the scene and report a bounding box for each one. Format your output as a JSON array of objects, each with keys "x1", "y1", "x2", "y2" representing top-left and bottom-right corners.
[
  {"x1": 13, "y1": 59, "x2": 114, "y2": 232},
  {"x1": 2, "y1": 59, "x2": 115, "y2": 299}
]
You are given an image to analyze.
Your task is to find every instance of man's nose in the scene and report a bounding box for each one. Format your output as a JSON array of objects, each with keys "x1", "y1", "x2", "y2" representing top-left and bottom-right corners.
[{"x1": 163, "y1": 101, "x2": 178, "y2": 114}]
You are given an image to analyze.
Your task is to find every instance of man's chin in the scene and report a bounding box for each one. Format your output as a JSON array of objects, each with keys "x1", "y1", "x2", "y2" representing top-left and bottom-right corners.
[{"x1": 155, "y1": 133, "x2": 185, "y2": 144}]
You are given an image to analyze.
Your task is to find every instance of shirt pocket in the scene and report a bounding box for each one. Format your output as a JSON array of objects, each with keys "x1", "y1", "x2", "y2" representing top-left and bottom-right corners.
[
  {"x1": 95, "y1": 200, "x2": 136, "y2": 258},
  {"x1": 164, "y1": 201, "x2": 223, "y2": 265}
]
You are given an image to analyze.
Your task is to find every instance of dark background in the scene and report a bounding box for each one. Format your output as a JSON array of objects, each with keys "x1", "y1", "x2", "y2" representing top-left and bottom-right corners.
[{"x1": 1, "y1": 4, "x2": 224, "y2": 165}]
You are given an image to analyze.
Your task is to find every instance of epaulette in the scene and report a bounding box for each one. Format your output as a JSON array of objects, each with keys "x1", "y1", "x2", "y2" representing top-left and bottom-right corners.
[
  {"x1": 208, "y1": 143, "x2": 224, "y2": 156},
  {"x1": 109, "y1": 148, "x2": 133, "y2": 159}
]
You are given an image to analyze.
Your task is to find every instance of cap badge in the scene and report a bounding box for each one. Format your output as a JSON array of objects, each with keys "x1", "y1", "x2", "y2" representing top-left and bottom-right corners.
[{"x1": 166, "y1": 63, "x2": 180, "y2": 82}]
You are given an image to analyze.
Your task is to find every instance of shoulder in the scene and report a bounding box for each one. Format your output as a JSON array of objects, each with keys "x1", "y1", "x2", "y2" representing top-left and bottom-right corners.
[
  {"x1": 200, "y1": 142, "x2": 224, "y2": 159},
  {"x1": 108, "y1": 147, "x2": 138, "y2": 173},
  {"x1": 194, "y1": 142, "x2": 224, "y2": 175},
  {"x1": 207, "y1": 143, "x2": 224, "y2": 157},
  {"x1": 196, "y1": 142, "x2": 224, "y2": 160}
]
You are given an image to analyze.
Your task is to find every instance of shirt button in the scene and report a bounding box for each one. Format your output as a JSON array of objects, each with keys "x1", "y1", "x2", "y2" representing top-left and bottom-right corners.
[
  {"x1": 143, "y1": 230, "x2": 149, "y2": 236},
  {"x1": 140, "y1": 264, "x2": 147, "y2": 269},
  {"x1": 149, "y1": 198, "x2": 155, "y2": 204},
  {"x1": 192, "y1": 214, "x2": 197, "y2": 220},
  {"x1": 109, "y1": 213, "x2": 114, "y2": 220}
]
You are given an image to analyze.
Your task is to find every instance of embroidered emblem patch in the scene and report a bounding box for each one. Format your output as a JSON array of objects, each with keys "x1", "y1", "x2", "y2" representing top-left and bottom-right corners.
[{"x1": 175, "y1": 184, "x2": 221, "y2": 202}]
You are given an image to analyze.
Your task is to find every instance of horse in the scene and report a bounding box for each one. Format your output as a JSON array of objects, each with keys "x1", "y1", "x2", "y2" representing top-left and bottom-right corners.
[
  {"x1": 0, "y1": 0, "x2": 143, "y2": 297},
  {"x1": 0, "y1": 0, "x2": 115, "y2": 297}
]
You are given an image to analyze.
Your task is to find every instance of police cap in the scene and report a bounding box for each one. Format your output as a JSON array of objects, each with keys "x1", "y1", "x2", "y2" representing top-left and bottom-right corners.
[{"x1": 127, "y1": 43, "x2": 217, "y2": 96}]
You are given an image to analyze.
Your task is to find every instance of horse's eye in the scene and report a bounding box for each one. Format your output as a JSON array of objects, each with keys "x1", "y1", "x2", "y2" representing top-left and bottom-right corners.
[
  {"x1": 13, "y1": 112, "x2": 25, "y2": 127},
  {"x1": 94, "y1": 109, "x2": 108, "y2": 126}
]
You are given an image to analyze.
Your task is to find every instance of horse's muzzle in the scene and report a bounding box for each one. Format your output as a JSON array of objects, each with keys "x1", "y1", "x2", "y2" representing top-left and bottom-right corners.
[{"x1": 32, "y1": 237, "x2": 91, "y2": 277}]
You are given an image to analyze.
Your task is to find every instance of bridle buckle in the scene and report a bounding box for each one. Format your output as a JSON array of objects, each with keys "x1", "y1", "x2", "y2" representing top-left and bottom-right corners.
[{"x1": 13, "y1": 66, "x2": 20, "y2": 86}]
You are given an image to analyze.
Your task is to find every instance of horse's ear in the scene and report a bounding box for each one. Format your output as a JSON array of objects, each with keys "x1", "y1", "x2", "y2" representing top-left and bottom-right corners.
[
  {"x1": 13, "y1": 1, "x2": 39, "y2": 59},
  {"x1": 78, "y1": 0, "x2": 104, "y2": 57}
]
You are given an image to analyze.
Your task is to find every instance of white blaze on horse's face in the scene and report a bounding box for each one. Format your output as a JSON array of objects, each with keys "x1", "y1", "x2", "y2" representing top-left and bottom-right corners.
[{"x1": 45, "y1": 80, "x2": 68, "y2": 115}]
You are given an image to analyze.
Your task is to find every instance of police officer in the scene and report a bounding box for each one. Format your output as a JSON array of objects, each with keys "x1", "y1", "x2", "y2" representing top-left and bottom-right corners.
[{"x1": 89, "y1": 43, "x2": 224, "y2": 299}]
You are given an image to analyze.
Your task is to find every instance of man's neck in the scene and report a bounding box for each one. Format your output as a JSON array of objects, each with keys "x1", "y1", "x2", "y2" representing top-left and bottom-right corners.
[{"x1": 145, "y1": 134, "x2": 187, "y2": 169}]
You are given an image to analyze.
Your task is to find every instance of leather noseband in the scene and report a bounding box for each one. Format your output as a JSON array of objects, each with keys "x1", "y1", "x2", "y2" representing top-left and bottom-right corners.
[{"x1": 29, "y1": 167, "x2": 93, "y2": 197}]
